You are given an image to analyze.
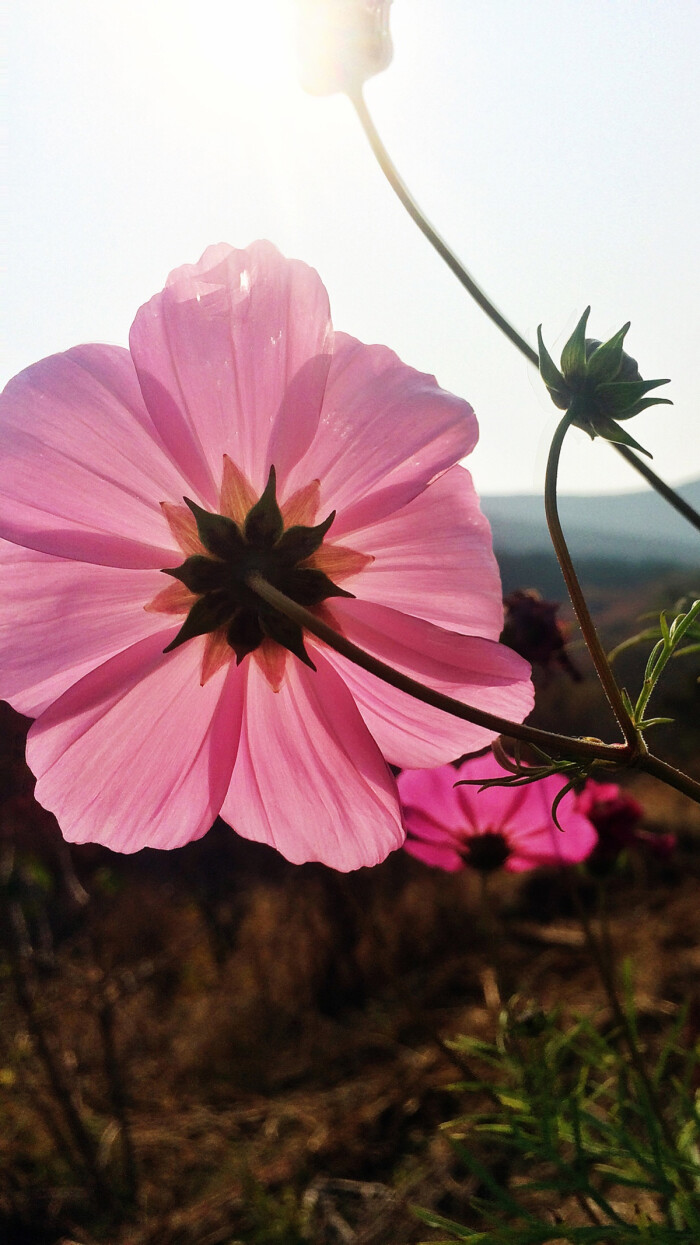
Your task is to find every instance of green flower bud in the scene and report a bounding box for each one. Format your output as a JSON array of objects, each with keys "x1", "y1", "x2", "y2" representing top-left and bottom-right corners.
[{"x1": 537, "y1": 308, "x2": 671, "y2": 458}]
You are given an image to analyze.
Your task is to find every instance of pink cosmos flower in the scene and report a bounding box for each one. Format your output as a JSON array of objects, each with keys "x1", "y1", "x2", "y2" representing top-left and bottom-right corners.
[
  {"x1": 0, "y1": 241, "x2": 532, "y2": 871},
  {"x1": 399, "y1": 753, "x2": 596, "y2": 873}
]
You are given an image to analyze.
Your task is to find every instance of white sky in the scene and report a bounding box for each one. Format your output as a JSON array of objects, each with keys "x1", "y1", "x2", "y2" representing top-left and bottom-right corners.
[{"x1": 3, "y1": 0, "x2": 700, "y2": 495}]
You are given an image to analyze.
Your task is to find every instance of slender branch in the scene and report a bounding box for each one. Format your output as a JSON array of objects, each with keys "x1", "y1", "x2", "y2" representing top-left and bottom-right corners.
[
  {"x1": 349, "y1": 89, "x2": 539, "y2": 367},
  {"x1": 351, "y1": 90, "x2": 700, "y2": 537},
  {"x1": 247, "y1": 572, "x2": 622, "y2": 763},
  {"x1": 545, "y1": 412, "x2": 638, "y2": 747},
  {"x1": 247, "y1": 574, "x2": 700, "y2": 805}
]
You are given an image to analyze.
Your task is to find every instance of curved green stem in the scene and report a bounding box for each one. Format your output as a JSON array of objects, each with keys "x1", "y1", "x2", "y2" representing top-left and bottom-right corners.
[
  {"x1": 350, "y1": 90, "x2": 700, "y2": 537},
  {"x1": 545, "y1": 412, "x2": 639, "y2": 747},
  {"x1": 349, "y1": 89, "x2": 539, "y2": 367},
  {"x1": 247, "y1": 573, "x2": 700, "y2": 806}
]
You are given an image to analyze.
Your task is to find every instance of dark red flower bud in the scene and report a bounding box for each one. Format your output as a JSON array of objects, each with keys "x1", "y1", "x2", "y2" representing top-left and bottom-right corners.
[{"x1": 502, "y1": 589, "x2": 582, "y2": 682}]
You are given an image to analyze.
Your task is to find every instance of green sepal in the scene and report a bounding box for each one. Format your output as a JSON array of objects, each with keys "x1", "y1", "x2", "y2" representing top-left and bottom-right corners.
[
  {"x1": 244, "y1": 465, "x2": 284, "y2": 546},
  {"x1": 585, "y1": 322, "x2": 631, "y2": 384},
  {"x1": 259, "y1": 608, "x2": 316, "y2": 670},
  {"x1": 616, "y1": 396, "x2": 673, "y2": 420},
  {"x1": 537, "y1": 325, "x2": 569, "y2": 408},
  {"x1": 279, "y1": 566, "x2": 355, "y2": 608},
  {"x1": 590, "y1": 414, "x2": 653, "y2": 458},
  {"x1": 275, "y1": 510, "x2": 336, "y2": 563},
  {"x1": 226, "y1": 608, "x2": 264, "y2": 664},
  {"x1": 164, "y1": 554, "x2": 226, "y2": 595},
  {"x1": 184, "y1": 499, "x2": 245, "y2": 561},
  {"x1": 595, "y1": 377, "x2": 670, "y2": 418},
  {"x1": 559, "y1": 307, "x2": 590, "y2": 383},
  {"x1": 163, "y1": 592, "x2": 232, "y2": 653}
]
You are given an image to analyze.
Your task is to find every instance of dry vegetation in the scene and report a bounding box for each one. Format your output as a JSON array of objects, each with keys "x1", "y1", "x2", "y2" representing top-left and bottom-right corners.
[{"x1": 1, "y1": 569, "x2": 700, "y2": 1244}]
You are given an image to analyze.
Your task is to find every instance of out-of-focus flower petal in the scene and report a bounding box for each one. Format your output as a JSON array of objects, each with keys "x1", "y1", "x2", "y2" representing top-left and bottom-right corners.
[
  {"x1": 0, "y1": 540, "x2": 170, "y2": 717},
  {"x1": 344, "y1": 466, "x2": 504, "y2": 637},
  {"x1": 321, "y1": 600, "x2": 533, "y2": 767},
  {"x1": 296, "y1": 0, "x2": 393, "y2": 96},
  {"x1": 0, "y1": 345, "x2": 189, "y2": 568},
  {"x1": 130, "y1": 241, "x2": 332, "y2": 503},
  {"x1": 220, "y1": 649, "x2": 402, "y2": 870},
  {"x1": 27, "y1": 631, "x2": 243, "y2": 852},
  {"x1": 286, "y1": 332, "x2": 477, "y2": 534}
]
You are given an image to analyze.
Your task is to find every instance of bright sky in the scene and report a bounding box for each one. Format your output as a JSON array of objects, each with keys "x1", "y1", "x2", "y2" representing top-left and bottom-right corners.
[{"x1": 3, "y1": 0, "x2": 700, "y2": 495}]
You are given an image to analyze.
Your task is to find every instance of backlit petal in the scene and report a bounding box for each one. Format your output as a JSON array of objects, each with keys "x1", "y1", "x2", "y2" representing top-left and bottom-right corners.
[
  {"x1": 0, "y1": 540, "x2": 171, "y2": 717},
  {"x1": 285, "y1": 332, "x2": 477, "y2": 533},
  {"x1": 130, "y1": 241, "x2": 333, "y2": 501},
  {"x1": 343, "y1": 465, "x2": 504, "y2": 637},
  {"x1": 27, "y1": 631, "x2": 243, "y2": 852},
  {"x1": 320, "y1": 600, "x2": 533, "y2": 767},
  {"x1": 220, "y1": 651, "x2": 403, "y2": 870},
  {"x1": 0, "y1": 345, "x2": 191, "y2": 568}
]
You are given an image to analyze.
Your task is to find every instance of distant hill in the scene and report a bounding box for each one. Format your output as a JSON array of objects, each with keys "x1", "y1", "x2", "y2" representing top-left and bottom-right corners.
[{"x1": 481, "y1": 478, "x2": 700, "y2": 569}]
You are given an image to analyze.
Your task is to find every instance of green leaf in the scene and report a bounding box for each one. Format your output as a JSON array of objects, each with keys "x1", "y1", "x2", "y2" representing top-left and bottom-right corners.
[
  {"x1": 184, "y1": 499, "x2": 245, "y2": 560},
  {"x1": 595, "y1": 377, "x2": 670, "y2": 417},
  {"x1": 560, "y1": 307, "x2": 591, "y2": 382}
]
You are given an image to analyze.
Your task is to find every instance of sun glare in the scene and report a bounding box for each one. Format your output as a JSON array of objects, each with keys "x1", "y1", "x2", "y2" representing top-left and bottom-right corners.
[{"x1": 138, "y1": 0, "x2": 302, "y2": 126}]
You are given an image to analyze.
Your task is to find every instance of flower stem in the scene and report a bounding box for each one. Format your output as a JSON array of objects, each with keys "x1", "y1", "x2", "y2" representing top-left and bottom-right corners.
[
  {"x1": 247, "y1": 573, "x2": 700, "y2": 806},
  {"x1": 349, "y1": 89, "x2": 539, "y2": 367},
  {"x1": 545, "y1": 412, "x2": 639, "y2": 748},
  {"x1": 247, "y1": 572, "x2": 615, "y2": 761},
  {"x1": 350, "y1": 90, "x2": 700, "y2": 536}
]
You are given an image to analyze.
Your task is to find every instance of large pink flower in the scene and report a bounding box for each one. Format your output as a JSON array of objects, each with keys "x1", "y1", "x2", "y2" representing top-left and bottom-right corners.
[
  {"x1": 399, "y1": 753, "x2": 596, "y2": 873},
  {"x1": 0, "y1": 242, "x2": 532, "y2": 870}
]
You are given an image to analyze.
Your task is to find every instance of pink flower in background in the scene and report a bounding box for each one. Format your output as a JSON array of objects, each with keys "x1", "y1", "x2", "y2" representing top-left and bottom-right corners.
[
  {"x1": 576, "y1": 780, "x2": 674, "y2": 861},
  {"x1": 399, "y1": 753, "x2": 596, "y2": 873},
  {"x1": 0, "y1": 241, "x2": 532, "y2": 870}
]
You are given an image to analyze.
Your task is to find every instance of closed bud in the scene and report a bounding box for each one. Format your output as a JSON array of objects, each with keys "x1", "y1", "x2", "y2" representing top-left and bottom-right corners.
[
  {"x1": 537, "y1": 309, "x2": 672, "y2": 458},
  {"x1": 295, "y1": 0, "x2": 393, "y2": 97}
]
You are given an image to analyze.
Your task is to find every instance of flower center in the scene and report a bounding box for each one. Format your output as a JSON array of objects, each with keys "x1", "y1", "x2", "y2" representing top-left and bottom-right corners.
[
  {"x1": 161, "y1": 465, "x2": 353, "y2": 669},
  {"x1": 462, "y1": 830, "x2": 511, "y2": 873}
]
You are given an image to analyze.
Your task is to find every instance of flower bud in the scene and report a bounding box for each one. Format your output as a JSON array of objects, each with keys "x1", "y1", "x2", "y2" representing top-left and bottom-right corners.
[
  {"x1": 502, "y1": 589, "x2": 582, "y2": 683},
  {"x1": 537, "y1": 308, "x2": 671, "y2": 457},
  {"x1": 295, "y1": 0, "x2": 393, "y2": 96}
]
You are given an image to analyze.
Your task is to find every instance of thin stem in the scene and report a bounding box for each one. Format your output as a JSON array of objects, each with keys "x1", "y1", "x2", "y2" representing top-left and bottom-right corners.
[
  {"x1": 351, "y1": 90, "x2": 700, "y2": 539},
  {"x1": 247, "y1": 574, "x2": 700, "y2": 807},
  {"x1": 545, "y1": 412, "x2": 638, "y2": 747},
  {"x1": 247, "y1": 571, "x2": 621, "y2": 764},
  {"x1": 349, "y1": 89, "x2": 539, "y2": 367}
]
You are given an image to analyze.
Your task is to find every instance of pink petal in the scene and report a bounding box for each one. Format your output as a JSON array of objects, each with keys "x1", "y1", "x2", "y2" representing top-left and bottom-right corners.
[
  {"x1": 220, "y1": 650, "x2": 403, "y2": 870},
  {"x1": 284, "y1": 332, "x2": 477, "y2": 534},
  {"x1": 398, "y1": 764, "x2": 466, "y2": 827},
  {"x1": 319, "y1": 600, "x2": 533, "y2": 767},
  {"x1": 505, "y1": 776, "x2": 597, "y2": 870},
  {"x1": 0, "y1": 540, "x2": 173, "y2": 717},
  {"x1": 0, "y1": 345, "x2": 190, "y2": 568},
  {"x1": 27, "y1": 630, "x2": 243, "y2": 853},
  {"x1": 129, "y1": 241, "x2": 333, "y2": 502},
  {"x1": 341, "y1": 466, "x2": 504, "y2": 637},
  {"x1": 404, "y1": 836, "x2": 464, "y2": 872}
]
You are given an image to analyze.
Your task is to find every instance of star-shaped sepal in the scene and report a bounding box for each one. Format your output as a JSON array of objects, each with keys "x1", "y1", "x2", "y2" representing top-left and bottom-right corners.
[
  {"x1": 537, "y1": 308, "x2": 671, "y2": 458},
  {"x1": 161, "y1": 466, "x2": 354, "y2": 669}
]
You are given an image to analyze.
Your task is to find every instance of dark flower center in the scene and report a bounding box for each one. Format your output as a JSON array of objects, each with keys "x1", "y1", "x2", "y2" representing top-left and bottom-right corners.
[
  {"x1": 462, "y1": 831, "x2": 511, "y2": 873},
  {"x1": 161, "y1": 465, "x2": 353, "y2": 669}
]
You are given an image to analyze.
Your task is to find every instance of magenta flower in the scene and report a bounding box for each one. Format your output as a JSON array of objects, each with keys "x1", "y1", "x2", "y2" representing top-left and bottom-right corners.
[
  {"x1": 399, "y1": 753, "x2": 596, "y2": 873},
  {"x1": 576, "y1": 780, "x2": 675, "y2": 861},
  {"x1": 0, "y1": 242, "x2": 532, "y2": 870}
]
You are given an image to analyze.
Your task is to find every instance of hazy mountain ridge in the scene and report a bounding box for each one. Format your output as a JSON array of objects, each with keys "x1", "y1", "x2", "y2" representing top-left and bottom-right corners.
[{"x1": 481, "y1": 479, "x2": 700, "y2": 568}]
